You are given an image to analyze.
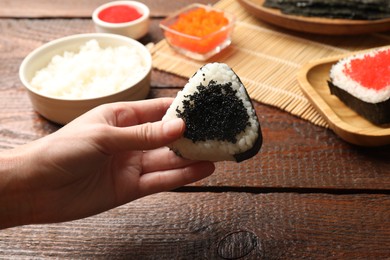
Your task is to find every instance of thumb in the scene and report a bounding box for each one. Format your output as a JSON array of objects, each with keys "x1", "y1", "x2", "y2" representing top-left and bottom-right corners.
[{"x1": 106, "y1": 118, "x2": 185, "y2": 152}]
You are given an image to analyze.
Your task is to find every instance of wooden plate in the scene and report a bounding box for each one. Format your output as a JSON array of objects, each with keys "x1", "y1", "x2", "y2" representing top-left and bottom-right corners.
[
  {"x1": 297, "y1": 54, "x2": 390, "y2": 146},
  {"x1": 237, "y1": 0, "x2": 390, "y2": 35}
]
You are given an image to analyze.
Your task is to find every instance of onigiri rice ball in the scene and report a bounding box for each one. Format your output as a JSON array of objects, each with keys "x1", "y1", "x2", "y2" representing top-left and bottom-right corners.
[{"x1": 163, "y1": 62, "x2": 262, "y2": 162}]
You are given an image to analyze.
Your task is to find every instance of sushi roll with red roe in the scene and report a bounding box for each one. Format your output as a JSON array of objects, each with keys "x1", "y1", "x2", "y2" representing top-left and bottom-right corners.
[
  {"x1": 163, "y1": 63, "x2": 262, "y2": 162},
  {"x1": 328, "y1": 47, "x2": 390, "y2": 125}
]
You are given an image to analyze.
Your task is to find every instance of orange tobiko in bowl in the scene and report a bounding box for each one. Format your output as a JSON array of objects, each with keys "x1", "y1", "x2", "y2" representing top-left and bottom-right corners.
[{"x1": 160, "y1": 4, "x2": 235, "y2": 60}]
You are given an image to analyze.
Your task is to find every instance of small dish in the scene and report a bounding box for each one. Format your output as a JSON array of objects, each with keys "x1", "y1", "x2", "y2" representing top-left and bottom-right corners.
[
  {"x1": 297, "y1": 54, "x2": 390, "y2": 146},
  {"x1": 159, "y1": 4, "x2": 235, "y2": 60},
  {"x1": 19, "y1": 33, "x2": 152, "y2": 125},
  {"x1": 92, "y1": 1, "x2": 150, "y2": 40},
  {"x1": 237, "y1": 0, "x2": 390, "y2": 35}
]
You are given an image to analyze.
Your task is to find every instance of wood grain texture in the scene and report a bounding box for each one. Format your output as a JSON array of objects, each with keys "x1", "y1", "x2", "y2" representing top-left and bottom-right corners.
[
  {"x1": 236, "y1": 0, "x2": 390, "y2": 35},
  {"x1": 1, "y1": 192, "x2": 389, "y2": 259},
  {"x1": 1, "y1": 1, "x2": 390, "y2": 258}
]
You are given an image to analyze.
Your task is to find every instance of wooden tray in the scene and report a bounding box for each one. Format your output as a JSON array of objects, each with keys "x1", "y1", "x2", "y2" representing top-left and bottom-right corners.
[
  {"x1": 297, "y1": 54, "x2": 390, "y2": 146},
  {"x1": 237, "y1": 0, "x2": 390, "y2": 35}
]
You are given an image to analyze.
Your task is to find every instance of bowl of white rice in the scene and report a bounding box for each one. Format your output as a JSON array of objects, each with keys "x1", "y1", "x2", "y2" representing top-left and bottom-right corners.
[{"x1": 19, "y1": 33, "x2": 152, "y2": 124}]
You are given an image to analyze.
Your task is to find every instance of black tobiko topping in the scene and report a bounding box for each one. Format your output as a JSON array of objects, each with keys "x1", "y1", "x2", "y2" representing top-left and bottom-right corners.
[{"x1": 176, "y1": 80, "x2": 250, "y2": 143}]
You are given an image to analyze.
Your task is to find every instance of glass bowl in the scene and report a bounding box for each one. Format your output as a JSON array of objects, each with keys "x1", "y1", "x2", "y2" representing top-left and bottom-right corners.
[{"x1": 159, "y1": 4, "x2": 235, "y2": 60}]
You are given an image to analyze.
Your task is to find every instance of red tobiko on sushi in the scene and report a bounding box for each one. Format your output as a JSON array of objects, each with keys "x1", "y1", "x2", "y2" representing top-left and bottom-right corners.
[
  {"x1": 328, "y1": 47, "x2": 390, "y2": 125},
  {"x1": 343, "y1": 48, "x2": 390, "y2": 91}
]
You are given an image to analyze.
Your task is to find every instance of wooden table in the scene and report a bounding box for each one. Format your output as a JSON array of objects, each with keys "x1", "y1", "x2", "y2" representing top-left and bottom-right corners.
[{"x1": 1, "y1": 1, "x2": 389, "y2": 259}]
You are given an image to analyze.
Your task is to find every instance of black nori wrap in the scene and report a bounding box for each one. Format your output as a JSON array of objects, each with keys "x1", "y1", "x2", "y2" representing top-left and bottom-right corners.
[
  {"x1": 233, "y1": 128, "x2": 262, "y2": 162},
  {"x1": 264, "y1": 0, "x2": 390, "y2": 20},
  {"x1": 328, "y1": 81, "x2": 390, "y2": 125},
  {"x1": 232, "y1": 73, "x2": 263, "y2": 162}
]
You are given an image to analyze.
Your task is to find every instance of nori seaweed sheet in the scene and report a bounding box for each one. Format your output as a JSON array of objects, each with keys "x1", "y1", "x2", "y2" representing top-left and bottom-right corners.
[
  {"x1": 328, "y1": 81, "x2": 390, "y2": 125},
  {"x1": 264, "y1": 0, "x2": 390, "y2": 20}
]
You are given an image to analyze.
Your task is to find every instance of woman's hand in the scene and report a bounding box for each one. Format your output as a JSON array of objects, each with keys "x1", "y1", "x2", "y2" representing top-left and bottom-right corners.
[{"x1": 0, "y1": 98, "x2": 215, "y2": 228}]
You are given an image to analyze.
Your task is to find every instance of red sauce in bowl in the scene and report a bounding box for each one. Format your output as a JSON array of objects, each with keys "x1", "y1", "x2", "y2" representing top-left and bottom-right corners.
[{"x1": 98, "y1": 5, "x2": 142, "y2": 23}]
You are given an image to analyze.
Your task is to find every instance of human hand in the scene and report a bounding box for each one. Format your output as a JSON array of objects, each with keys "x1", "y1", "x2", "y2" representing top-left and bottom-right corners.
[{"x1": 0, "y1": 98, "x2": 215, "y2": 228}]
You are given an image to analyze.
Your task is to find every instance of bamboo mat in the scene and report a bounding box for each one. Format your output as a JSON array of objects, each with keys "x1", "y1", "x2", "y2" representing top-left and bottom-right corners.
[{"x1": 151, "y1": 0, "x2": 390, "y2": 128}]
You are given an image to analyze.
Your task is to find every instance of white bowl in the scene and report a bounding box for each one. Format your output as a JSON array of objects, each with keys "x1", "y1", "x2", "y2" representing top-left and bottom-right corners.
[
  {"x1": 19, "y1": 33, "x2": 152, "y2": 125},
  {"x1": 92, "y1": 1, "x2": 150, "y2": 40}
]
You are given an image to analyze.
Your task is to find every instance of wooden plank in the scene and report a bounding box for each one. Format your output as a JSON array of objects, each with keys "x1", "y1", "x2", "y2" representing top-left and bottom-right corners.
[
  {"x1": 1, "y1": 18, "x2": 390, "y2": 190},
  {"x1": 0, "y1": 0, "x2": 219, "y2": 18},
  {"x1": 0, "y1": 192, "x2": 389, "y2": 259}
]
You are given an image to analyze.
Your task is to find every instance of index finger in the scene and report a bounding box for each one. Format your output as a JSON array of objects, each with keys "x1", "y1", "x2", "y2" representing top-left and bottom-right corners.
[{"x1": 106, "y1": 98, "x2": 175, "y2": 127}]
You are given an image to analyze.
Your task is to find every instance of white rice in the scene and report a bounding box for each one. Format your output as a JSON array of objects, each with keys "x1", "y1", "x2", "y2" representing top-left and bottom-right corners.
[
  {"x1": 329, "y1": 48, "x2": 390, "y2": 104},
  {"x1": 30, "y1": 39, "x2": 147, "y2": 99},
  {"x1": 163, "y1": 63, "x2": 259, "y2": 162}
]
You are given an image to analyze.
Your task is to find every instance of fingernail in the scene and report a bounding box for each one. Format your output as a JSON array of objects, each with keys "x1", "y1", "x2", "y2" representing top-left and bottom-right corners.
[{"x1": 163, "y1": 118, "x2": 185, "y2": 137}]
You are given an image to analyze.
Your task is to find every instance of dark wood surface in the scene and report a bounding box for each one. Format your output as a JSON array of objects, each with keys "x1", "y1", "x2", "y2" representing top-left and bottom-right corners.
[{"x1": 0, "y1": 0, "x2": 389, "y2": 259}]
